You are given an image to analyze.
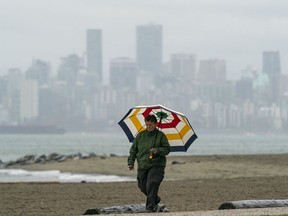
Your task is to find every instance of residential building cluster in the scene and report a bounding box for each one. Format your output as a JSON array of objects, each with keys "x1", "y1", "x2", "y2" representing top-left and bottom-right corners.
[{"x1": 0, "y1": 24, "x2": 288, "y2": 133}]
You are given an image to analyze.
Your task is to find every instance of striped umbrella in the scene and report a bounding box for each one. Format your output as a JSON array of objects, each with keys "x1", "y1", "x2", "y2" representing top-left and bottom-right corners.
[{"x1": 118, "y1": 104, "x2": 198, "y2": 152}]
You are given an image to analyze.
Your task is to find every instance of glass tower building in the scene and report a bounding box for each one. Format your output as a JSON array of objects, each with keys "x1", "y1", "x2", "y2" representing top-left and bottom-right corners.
[
  {"x1": 86, "y1": 29, "x2": 102, "y2": 83},
  {"x1": 262, "y1": 51, "x2": 281, "y2": 76},
  {"x1": 136, "y1": 24, "x2": 162, "y2": 76}
]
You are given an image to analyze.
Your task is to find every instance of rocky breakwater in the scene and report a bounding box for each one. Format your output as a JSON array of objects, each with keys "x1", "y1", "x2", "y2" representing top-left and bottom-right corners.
[{"x1": 0, "y1": 152, "x2": 118, "y2": 168}]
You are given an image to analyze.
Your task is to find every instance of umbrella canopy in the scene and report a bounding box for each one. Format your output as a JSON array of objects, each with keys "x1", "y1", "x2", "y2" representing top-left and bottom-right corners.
[{"x1": 118, "y1": 104, "x2": 198, "y2": 152}]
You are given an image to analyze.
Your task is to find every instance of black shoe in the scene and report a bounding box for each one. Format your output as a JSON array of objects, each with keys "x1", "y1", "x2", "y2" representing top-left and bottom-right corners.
[
  {"x1": 156, "y1": 196, "x2": 161, "y2": 205},
  {"x1": 146, "y1": 208, "x2": 155, "y2": 213}
]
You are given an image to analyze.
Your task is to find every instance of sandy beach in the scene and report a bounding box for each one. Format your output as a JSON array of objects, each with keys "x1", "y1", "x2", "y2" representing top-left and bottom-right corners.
[{"x1": 1, "y1": 154, "x2": 288, "y2": 215}]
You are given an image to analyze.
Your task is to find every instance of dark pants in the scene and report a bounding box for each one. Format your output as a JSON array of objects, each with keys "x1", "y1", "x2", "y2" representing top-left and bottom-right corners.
[{"x1": 137, "y1": 166, "x2": 165, "y2": 211}]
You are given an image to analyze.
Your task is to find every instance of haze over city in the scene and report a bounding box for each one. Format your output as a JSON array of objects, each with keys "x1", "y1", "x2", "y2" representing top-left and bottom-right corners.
[
  {"x1": 1, "y1": 0, "x2": 288, "y2": 83},
  {"x1": 1, "y1": 0, "x2": 288, "y2": 134}
]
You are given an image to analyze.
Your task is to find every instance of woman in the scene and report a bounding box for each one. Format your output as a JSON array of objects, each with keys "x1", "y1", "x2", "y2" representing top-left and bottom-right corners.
[{"x1": 127, "y1": 114, "x2": 171, "y2": 212}]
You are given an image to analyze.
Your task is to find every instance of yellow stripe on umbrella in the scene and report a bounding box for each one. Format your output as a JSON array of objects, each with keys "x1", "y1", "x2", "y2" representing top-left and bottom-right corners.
[{"x1": 129, "y1": 108, "x2": 144, "y2": 132}]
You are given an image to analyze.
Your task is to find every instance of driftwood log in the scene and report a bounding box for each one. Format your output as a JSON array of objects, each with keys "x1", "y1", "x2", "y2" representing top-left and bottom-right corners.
[
  {"x1": 219, "y1": 199, "x2": 288, "y2": 210},
  {"x1": 83, "y1": 203, "x2": 168, "y2": 215}
]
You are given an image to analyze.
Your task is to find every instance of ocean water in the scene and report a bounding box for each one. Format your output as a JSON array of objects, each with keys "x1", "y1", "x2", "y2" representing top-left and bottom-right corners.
[{"x1": 1, "y1": 132, "x2": 288, "y2": 183}]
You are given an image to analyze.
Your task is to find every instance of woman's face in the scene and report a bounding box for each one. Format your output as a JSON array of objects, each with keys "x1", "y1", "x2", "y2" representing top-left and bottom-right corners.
[{"x1": 145, "y1": 120, "x2": 156, "y2": 132}]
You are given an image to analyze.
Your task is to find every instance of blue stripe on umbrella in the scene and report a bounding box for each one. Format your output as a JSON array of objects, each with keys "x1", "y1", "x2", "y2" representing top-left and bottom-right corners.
[
  {"x1": 170, "y1": 146, "x2": 187, "y2": 152},
  {"x1": 118, "y1": 121, "x2": 135, "y2": 142},
  {"x1": 170, "y1": 133, "x2": 198, "y2": 152},
  {"x1": 118, "y1": 108, "x2": 133, "y2": 122}
]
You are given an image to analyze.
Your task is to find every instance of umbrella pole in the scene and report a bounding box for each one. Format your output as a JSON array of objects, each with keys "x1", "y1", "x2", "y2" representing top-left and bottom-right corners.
[
  {"x1": 150, "y1": 117, "x2": 162, "y2": 159},
  {"x1": 156, "y1": 117, "x2": 163, "y2": 139}
]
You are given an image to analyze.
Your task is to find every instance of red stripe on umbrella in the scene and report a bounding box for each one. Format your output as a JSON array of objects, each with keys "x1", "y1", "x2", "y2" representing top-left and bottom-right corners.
[
  {"x1": 142, "y1": 107, "x2": 181, "y2": 128},
  {"x1": 158, "y1": 113, "x2": 180, "y2": 128}
]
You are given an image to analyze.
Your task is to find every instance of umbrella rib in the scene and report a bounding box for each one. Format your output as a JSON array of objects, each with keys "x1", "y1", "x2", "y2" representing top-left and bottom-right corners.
[{"x1": 174, "y1": 123, "x2": 185, "y2": 146}]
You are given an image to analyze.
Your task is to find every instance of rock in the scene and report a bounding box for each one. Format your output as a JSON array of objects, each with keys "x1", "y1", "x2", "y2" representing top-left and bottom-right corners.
[
  {"x1": 5, "y1": 161, "x2": 15, "y2": 167},
  {"x1": 0, "y1": 159, "x2": 4, "y2": 168},
  {"x1": 56, "y1": 156, "x2": 68, "y2": 162},
  {"x1": 54, "y1": 154, "x2": 65, "y2": 161},
  {"x1": 47, "y1": 153, "x2": 61, "y2": 161},
  {"x1": 16, "y1": 154, "x2": 36, "y2": 164},
  {"x1": 3, "y1": 152, "x2": 112, "y2": 167},
  {"x1": 89, "y1": 152, "x2": 97, "y2": 157},
  {"x1": 81, "y1": 153, "x2": 90, "y2": 159},
  {"x1": 35, "y1": 154, "x2": 47, "y2": 163},
  {"x1": 75, "y1": 152, "x2": 83, "y2": 158},
  {"x1": 70, "y1": 152, "x2": 82, "y2": 160}
]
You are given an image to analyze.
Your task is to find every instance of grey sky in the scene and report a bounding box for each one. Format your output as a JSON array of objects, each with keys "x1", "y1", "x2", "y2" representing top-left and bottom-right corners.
[{"x1": 1, "y1": 0, "x2": 288, "y2": 83}]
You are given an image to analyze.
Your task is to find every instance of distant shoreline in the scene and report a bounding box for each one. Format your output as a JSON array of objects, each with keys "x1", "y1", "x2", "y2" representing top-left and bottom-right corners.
[{"x1": 2, "y1": 133, "x2": 288, "y2": 166}]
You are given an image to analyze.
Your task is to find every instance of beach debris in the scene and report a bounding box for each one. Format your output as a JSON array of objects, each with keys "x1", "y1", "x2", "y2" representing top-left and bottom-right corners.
[
  {"x1": 171, "y1": 160, "x2": 185, "y2": 165},
  {"x1": 83, "y1": 203, "x2": 168, "y2": 215},
  {"x1": 219, "y1": 199, "x2": 288, "y2": 209}
]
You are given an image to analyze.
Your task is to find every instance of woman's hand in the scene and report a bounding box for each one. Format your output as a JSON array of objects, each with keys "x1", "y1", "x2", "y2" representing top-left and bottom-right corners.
[{"x1": 149, "y1": 148, "x2": 157, "y2": 154}]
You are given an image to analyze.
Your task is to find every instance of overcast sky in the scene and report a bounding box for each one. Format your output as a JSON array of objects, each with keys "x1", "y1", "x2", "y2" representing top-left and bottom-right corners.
[{"x1": 1, "y1": 0, "x2": 288, "y2": 83}]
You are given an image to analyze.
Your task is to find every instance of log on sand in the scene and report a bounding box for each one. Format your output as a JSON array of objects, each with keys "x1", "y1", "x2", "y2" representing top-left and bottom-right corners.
[
  {"x1": 219, "y1": 199, "x2": 288, "y2": 210},
  {"x1": 83, "y1": 203, "x2": 168, "y2": 215}
]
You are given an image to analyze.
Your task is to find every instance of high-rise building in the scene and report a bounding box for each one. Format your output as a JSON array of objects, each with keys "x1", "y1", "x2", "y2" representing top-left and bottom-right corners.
[
  {"x1": 57, "y1": 54, "x2": 82, "y2": 87},
  {"x1": 198, "y1": 59, "x2": 226, "y2": 84},
  {"x1": 19, "y1": 80, "x2": 38, "y2": 122},
  {"x1": 170, "y1": 54, "x2": 197, "y2": 81},
  {"x1": 86, "y1": 29, "x2": 102, "y2": 83},
  {"x1": 136, "y1": 24, "x2": 162, "y2": 77},
  {"x1": 262, "y1": 51, "x2": 281, "y2": 77},
  {"x1": 6, "y1": 69, "x2": 24, "y2": 122},
  {"x1": 262, "y1": 51, "x2": 282, "y2": 102},
  {"x1": 26, "y1": 59, "x2": 51, "y2": 86},
  {"x1": 0, "y1": 76, "x2": 7, "y2": 105},
  {"x1": 6, "y1": 74, "x2": 39, "y2": 123},
  {"x1": 110, "y1": 57, "x2": 137, "y2": 90}
]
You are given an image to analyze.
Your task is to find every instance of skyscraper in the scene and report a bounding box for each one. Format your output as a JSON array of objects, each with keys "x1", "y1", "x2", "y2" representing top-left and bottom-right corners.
[
  {"x1": 57, "y1": 54, "x2": 82, "y2": 87},
  {"x1": 110, "y1": 57, "x2": 137, "y2": 90},
  {"x1": 262, "y1": 51, "x2": 282, "y2": 102},
  {"x1": 262, "y1": 51, "x2": 281, "y2": 77},
  {"x1": 170, "y1": 54, "x2": 197, "y2": 81},
  {"x1": 198, "y1": 59, "x2": 226, "y2": 84},
  {"x1": 26, "y1": 59, "x2": 51, "y2": 86},
  {"x1": 86, "y1": 29, "x2": 102, "y2": 83},
  {"x1": 136, "y1": 24, "x2": 162, "y2": 76},
  {"x1": 19, "y1": 80, "x2": 38, "y2": 122}
]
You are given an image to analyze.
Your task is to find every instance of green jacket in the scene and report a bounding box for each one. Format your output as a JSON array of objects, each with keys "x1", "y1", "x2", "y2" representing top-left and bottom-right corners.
[{"x1": 128, "y1": 129, "x2": 171, "y2": 170}]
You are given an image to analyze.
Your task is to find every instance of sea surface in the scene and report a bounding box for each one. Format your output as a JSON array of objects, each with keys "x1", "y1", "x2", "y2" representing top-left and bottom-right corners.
[{"x1": 1, "y1": 132, "x2": 288, "y2": 183}]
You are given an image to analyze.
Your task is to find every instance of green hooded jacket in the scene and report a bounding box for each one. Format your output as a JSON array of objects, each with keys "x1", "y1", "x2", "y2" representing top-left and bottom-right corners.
[{"x1": 127, "y1": 129, "x2": 171, "y2": 170}]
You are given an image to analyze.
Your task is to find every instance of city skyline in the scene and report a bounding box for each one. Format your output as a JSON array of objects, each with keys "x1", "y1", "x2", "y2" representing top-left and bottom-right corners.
[
  {"x1": 1, "y1": 0, "x2": 288, "y2": 84},
  {"x1": 0, "y1": 37, "x2": 287, "y2": 132}
]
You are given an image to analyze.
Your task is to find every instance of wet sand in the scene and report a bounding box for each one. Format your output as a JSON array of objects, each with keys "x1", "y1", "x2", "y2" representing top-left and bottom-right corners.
[{"x1": 1, "y1": 154, "x2": 288, "y2": 215}]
